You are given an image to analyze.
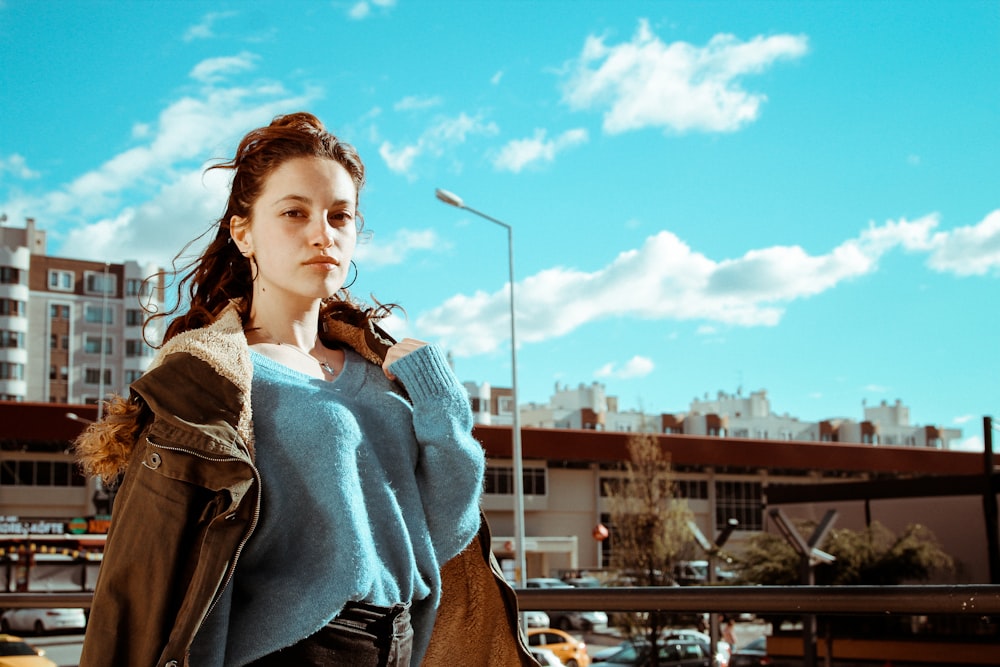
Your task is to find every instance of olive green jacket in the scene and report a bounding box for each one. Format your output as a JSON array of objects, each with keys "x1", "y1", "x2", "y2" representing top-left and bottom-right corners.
[{"x1": 75, "y1": 301, "x2": 537, "y2": 667}]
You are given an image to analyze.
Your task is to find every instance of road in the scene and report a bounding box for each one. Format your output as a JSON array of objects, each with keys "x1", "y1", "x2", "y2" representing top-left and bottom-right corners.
[
  {"x1": 27, "y1": 634, "x2": 82, "y2": 667},
  {"x1": 28, "y1": 621, "x2": 770, "y2": 666}
]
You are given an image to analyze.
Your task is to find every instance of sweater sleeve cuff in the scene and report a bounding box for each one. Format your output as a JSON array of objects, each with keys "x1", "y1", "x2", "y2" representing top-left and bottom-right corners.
[{"x1": 387, "y1": 344, "x2": 463, "y2": 403}]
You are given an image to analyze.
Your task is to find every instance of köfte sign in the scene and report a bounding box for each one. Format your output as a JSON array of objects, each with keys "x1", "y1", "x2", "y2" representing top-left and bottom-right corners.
[{"x1": 0, "y1": 515, "x2": 111, "y2": 535}]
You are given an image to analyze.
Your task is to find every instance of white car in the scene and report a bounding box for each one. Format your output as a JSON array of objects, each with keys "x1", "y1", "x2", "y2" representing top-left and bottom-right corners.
[
  {"x1": 526, "y1": 577, "x2": 609, "y2": 632},
  {"x1": 0, "y1": 608, "x2": 86, "y2": 634},
  {"x1": 523, "y1": 610, "x2": 550, "y2": 628},
  {"x1": 529, "y1": 646, "x2": 564, "y2": 666}
]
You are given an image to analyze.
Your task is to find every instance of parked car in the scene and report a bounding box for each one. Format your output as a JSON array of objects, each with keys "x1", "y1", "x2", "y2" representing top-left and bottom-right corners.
[
  {"x1": 593, "y1": 638, "x2": 710, "y2": 666},
  {"x1": 0, "y1": 633, "x2": 57, "y2": 667},
  {"x1": 524, "y1": 610, "x2": 551, "y2": 628},
  {"x1": 728, "y1": 636, "x2": 771, "y2": 667},
  {"x1": 0, "y1": 609, "x2": 86, "y2": 635},
  {"x1": 526, "y1": 628, "x2": 591, "y2": 667},
  {"x1": 525, "y1": 578, "x2": 609, "y2": 632},
  {"x1": 663, "y1": 630, "x2": 730, "y2": 666},
  {"x1": 591, "y1": 640, "x2": 634, "y2": 662},
  {"x1": 529, "y1": 646, "x2": 565, "y2": 666}
]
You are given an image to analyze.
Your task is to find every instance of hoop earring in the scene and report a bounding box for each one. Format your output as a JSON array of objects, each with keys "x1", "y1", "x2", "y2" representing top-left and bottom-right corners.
[
  {"x1": 248, "y1": 255, "x2": 258, "y2": 282},
  {"x1": 342, "y1": 260, "x2": 358, "y2": 290}
]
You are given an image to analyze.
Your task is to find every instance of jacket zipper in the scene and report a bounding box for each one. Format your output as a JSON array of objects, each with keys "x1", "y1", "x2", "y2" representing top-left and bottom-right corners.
[{"x1": 147, "y1": 439, "x2": 262, "y2": 620}]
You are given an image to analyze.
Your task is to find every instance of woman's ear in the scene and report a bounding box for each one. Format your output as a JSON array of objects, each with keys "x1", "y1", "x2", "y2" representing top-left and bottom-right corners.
[{"x1": 230, "y1": 215, "x2": 253, "y2": 256}]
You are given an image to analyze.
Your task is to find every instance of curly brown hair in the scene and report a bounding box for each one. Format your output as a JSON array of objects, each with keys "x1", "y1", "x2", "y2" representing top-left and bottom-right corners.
[{"x1": 148, "y1": 112, "x2": 392, "y2": 345}]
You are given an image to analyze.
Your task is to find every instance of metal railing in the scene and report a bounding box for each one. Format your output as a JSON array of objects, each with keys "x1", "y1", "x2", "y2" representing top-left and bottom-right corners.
[
  {"x1": 514, "y1": 584, "x2": 1000, "y2": 616},
  {"x1": 2, "y1": 584, "x2": 999, "y2": 615}
]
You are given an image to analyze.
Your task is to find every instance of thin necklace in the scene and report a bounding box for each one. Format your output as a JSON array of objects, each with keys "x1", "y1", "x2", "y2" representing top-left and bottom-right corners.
[
  {"x1": 255, "y1": 330, "x2": 337, "y2": 376},
  {"x1": 279, "y1": 341, "x2": 337, "y2": 376}
]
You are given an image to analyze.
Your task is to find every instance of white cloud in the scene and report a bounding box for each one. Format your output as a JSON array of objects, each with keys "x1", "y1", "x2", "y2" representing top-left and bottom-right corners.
[
  {"x1": 562, "y1": 19, "x2": 808, "y2": 134},
  {"x1": 857, "y1": 210, "x2": 1000, "y2": 277},
  {"x1": 21, "y1": 66, "x2": 317, "y2": 265},
  {"x1": 348, "y1": 2, "x2": 370, "y2": 19},
  {"x1": 924, "y1": 209, "x2": 1000, "y2": 276},
  {"x1": 415, "y1": 215, "x2": 938, "y2": 357},
  {"x1": 491, "y1": 71, "x2": 504, "y2": 85},
  {"x1": 190, "y1": 52, "x2": 258, "y2": 84},
  {"x1": 950, "y1": 435, "x2": 983, "y2": 452},
  {"x1": 348, "y1": 0, "x2": 395, "y2": 20},
  {"x1": 0, "y1": 154, "x2": 39, "y2": 179},
  {"x1": 56, "y1": 167, "x2": 232, "y2": 267},
  {"x1": 40, "y1": 79, "x2": 312, "y2": 221},
  {"x1": 492, "y1": 128, "x2": 589, "y2": 173},
  {"x1": 595, "y1": 355, "x2": 655, "y2": 379},
  {"x1": 353, "y1": 228, "x2": 443, "y2": 267},
  {"x1": 394, "y1": 95, "x2": 443, "y2": 112},
  {"x1": 379, "y1": 112, "x2": 499, "y2": 177},
  {"x1": 183, "y1": 11, "x2": 238, "y2": 42}
]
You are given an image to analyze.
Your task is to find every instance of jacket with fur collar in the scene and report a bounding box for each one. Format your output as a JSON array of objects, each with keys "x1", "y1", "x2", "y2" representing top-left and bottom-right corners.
[{"x1": 75, "y1": 301, "x2": 537, "y2": 667}]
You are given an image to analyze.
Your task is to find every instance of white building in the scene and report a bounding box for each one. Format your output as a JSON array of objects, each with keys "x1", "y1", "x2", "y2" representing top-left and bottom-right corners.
[
  {"x1": 0, "y1": 218, "x2": 163, "y2": 404},
  {"x1": 467, "y1": 381, "x2": 963, "y2": 449}
]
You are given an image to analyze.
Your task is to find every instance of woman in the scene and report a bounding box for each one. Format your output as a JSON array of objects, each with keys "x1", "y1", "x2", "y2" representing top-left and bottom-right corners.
[{"x1": 75, "y1": 112, "x2": 536, "y2": 667}]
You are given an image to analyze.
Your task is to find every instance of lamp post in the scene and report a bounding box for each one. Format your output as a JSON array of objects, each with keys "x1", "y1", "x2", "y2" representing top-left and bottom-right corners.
[
  {"x1": 435, "y1": 188, "x2": 527, "y2": 587},
  {"x1": 97, "y1": 261, "x2": 110, "y2": 421}
]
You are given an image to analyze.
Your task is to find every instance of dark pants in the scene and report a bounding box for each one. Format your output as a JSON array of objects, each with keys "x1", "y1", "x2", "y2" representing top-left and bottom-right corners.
[{"x1": 246, "y1": 601, "x2": 413, "y2": 667}]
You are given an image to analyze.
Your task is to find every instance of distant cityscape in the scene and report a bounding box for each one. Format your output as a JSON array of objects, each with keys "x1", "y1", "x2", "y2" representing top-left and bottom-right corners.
[{"x1": 464, "y1": 380, "x2": 962, "y2": 449}]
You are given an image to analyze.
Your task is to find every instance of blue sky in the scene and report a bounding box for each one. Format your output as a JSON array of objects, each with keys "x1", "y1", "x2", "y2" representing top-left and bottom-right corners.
[{"x1": 1, "y1": 1, "x2": 998, "y2": 449}]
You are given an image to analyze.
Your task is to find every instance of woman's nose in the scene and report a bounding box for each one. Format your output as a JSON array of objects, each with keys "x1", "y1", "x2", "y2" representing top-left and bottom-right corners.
[{"x1": 312, "y1": 215, "x2": 334, "y2": 248}]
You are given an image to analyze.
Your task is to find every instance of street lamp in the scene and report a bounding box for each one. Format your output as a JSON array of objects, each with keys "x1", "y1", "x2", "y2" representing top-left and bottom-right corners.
[{"x1": 435, "y1": 188, "x2": 527, "y2": 587}]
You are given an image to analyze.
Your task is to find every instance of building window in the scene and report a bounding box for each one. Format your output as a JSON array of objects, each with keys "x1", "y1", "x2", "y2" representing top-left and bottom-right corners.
[
  {"x1": 125, "y1": 339, "x2": 153, "y2": 357},
  {"x1": 0, "y1": 331, "x2": 24, "y2": 349},
  {"x1": 50, "y1": 304, "x2": 71, "y2": 319},
  {"x1": 84, "y1": 304, "x2": 114, "y2": 325},
  {"x1": 84, "y1": 336, "x2": 113, "y2": 355},
  {"x1": 124, "y1": 370, "x2": 144, "y2": 384},
  {"x1": 498, "y1": 396, "x2": 514, "y2": 414},
  {"x1": 675, "y1": 479, "x2": 709, "y2": 500},
  {"x1": 0, "y1": 267, "x2": 20, "y2": 284},
  {"x1": 483, "y1": 465, "x2": 547, "y2": 496},
  {"x1": 0, "y1": 394, "x2": 22, "y2": 402},
  {"x1": 126, "y1": 278, "x2": 152, "y2": 298},
  {"x1": 0, "y1": 299, "x2": 24, "y2": 316},
  {"x1": 715, "y1": 480, "x2": 763, "y2": 531},
  {"x1": 0, "y1": 362, "x2": 24, "y2": 380},
  {"x1": 49, "y1": 364, "x2": 70, "y2": 380},
  {"x1": 126, "y1": 309, "x2": 144, "y2": 326},
  {"x1": 84, "y1": 368, "x2": 112, "y2": 385},
  {"x1": 0, "y1": 460, "x2": 86, "y2": 487},
  {"x1": 85, "y1": 271, "x2": 116, "y2": 295},
  {"x1": 48, "y1": 270, "x2": 74, "y2": 291}
]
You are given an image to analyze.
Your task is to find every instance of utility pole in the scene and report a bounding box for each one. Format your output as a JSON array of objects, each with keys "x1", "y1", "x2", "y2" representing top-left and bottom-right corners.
[{"x1": 984, "y1": 416, "x2": 999, "y2": 584}]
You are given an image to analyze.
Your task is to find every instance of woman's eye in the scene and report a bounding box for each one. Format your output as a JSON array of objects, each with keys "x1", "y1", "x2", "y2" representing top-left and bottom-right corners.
[{"x1": 282, "y1": 209, "x2": 305, "y2": 218}]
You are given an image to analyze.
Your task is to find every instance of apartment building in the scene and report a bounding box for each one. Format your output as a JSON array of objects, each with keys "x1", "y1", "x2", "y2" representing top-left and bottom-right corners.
[
  {"x1": 465, "y1": 381, "x2": 963, "y2": 449},
  {"x1": 0, "y1": 218, "x2": 163, "y2": 404}
]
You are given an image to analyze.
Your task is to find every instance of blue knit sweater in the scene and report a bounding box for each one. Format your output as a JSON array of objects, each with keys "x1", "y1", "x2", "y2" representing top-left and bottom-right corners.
[{"x1": 190, "y1": 344, "x2": 485, "y2": 666}]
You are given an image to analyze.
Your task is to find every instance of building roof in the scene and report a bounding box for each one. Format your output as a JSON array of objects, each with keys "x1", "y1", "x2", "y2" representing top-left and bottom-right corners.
[
  {"x1": 0, "y1": 402, "x2": 98, "y2": 443},
  {"x1": 473, "y1": 425, "x2": 986, "y2": 476}
]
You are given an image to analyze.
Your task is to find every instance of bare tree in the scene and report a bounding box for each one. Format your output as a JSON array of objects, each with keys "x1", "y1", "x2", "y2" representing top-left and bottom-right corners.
[{"x1": 604, "y1": 432, "x2": 694, "y2": 665}]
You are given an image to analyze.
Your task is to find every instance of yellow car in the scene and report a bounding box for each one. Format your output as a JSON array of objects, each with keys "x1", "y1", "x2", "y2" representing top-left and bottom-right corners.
[
  {"x1": 526, "y1": 628, "x2": 591, "y2": 667},
  {"x1": 0, "y1": 634, "x2": 56, "y2": 667}
]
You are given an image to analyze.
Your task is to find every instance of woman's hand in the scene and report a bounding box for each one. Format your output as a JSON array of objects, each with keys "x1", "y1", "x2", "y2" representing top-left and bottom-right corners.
[{"x1": 382, "y1": 338, "x2": 429, "y2": 381}]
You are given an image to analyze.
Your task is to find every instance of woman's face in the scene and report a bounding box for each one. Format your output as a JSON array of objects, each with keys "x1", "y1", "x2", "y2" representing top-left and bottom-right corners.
[{"x1": 231, "y1": 156, "x2": 358, "y2": 308}]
